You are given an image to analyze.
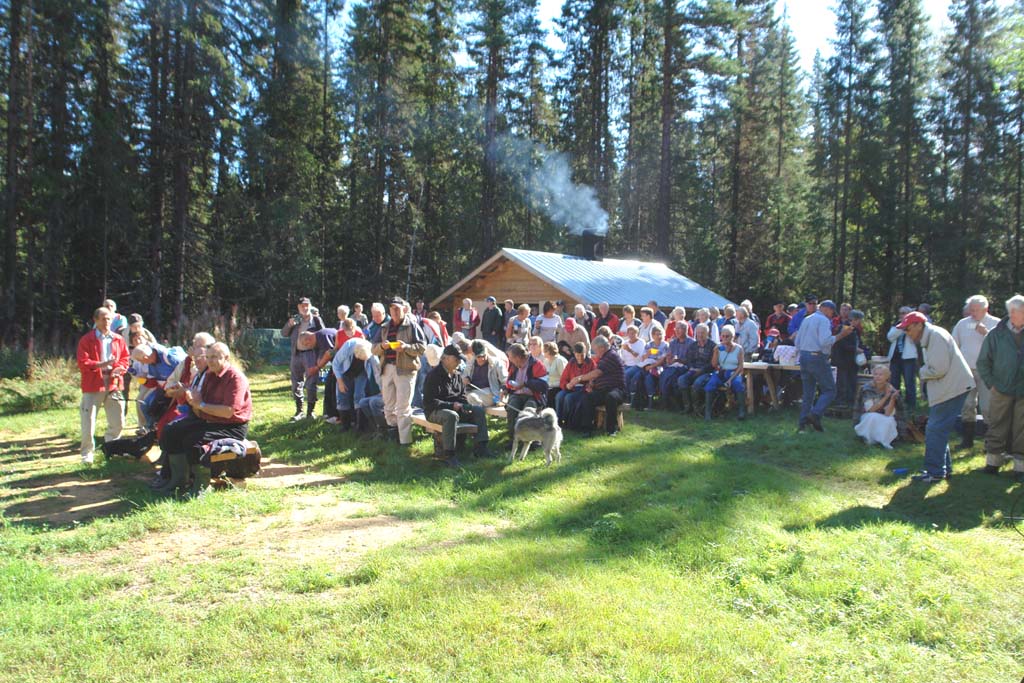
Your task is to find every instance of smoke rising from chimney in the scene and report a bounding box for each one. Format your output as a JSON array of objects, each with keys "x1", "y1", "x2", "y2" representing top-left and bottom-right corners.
[{"x1": 493, "y1": 134, "x2": 609, "y2": 237}]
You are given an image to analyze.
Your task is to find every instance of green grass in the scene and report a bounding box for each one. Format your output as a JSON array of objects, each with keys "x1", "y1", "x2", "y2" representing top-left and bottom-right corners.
[{"x1": 0, "y1": 366, "x2": 1021, "y2": 682}]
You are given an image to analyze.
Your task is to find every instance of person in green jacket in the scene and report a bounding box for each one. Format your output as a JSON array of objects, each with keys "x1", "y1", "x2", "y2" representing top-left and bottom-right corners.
[{"x1": 976, "y1": 294, "x2": 1024, "y2": 478}]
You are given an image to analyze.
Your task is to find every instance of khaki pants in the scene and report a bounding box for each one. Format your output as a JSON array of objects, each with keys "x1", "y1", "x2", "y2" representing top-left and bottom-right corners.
[
  {"x1": 380, "y1": 364, "x2": 416, "y2": 445},
  {"x1": 80, "y1": 391, "x2": 125, "y2": 457},
  {"x1": 961, "y1": 368, "x2": 992, "y2": 422},
  {"x1": 135, "y1": 384, "x2": 156, "y2": 428},
  {"x1": 984, "y1": 388, "x2": 1024, "y2": 472}
]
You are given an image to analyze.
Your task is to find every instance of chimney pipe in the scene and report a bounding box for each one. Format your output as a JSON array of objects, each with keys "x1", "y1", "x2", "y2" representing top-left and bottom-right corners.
[{"x1": 578, "y1": 231, "x2": 605, "y2": 261}]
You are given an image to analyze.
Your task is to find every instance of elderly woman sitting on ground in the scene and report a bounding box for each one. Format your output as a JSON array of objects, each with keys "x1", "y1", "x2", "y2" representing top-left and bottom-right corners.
[{"x1": 853, "y1": 365, "x2": 906, "y2": 449}]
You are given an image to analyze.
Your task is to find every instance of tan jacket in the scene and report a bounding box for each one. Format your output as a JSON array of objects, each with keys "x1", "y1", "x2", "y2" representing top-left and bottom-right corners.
[
  {"x1": 919, "y1": 323, "x2": 976, "y2": 406},
  {"x1": 372, "y1": 315, "x2": 427, "y2": 375}
]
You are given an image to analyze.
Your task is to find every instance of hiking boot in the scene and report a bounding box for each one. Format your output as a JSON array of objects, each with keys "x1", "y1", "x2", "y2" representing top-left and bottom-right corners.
[
  {"x1": 473, "y1": 442, "x2": 497, "y2": 459},
  {"x1": 810, "y1": 414, "x2": 824, "y2": 432},
  {"x1": 911, "y1": 471, "x2": 945, "y2": 484},
  {"x1": 955, "y1": 422, "x2": 975, "y2": 451}
]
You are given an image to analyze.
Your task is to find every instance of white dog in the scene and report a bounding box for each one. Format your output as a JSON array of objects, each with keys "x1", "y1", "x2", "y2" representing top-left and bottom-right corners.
[{"x1": 510, "y1": 406, "x2": 563, "y2": 465}]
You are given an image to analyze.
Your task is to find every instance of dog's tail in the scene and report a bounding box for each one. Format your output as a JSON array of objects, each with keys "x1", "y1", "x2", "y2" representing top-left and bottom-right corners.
[{"x1": 540, "y1": 407, "x2": 558, "y2": 428}]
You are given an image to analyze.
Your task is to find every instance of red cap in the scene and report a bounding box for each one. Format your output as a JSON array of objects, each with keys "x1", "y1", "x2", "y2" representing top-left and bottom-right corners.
[
  {"x1": 896, "y1": 311, "x2": 927, "y2": 329},
  {"x1": 767, "y1": 328, "x2": 781, "y2": 337}
]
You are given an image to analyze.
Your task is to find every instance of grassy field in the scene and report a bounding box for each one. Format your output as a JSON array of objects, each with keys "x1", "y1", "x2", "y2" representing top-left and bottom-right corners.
[{"x1": 0, "y1": 366, "x2": 1021, "y2": 682}]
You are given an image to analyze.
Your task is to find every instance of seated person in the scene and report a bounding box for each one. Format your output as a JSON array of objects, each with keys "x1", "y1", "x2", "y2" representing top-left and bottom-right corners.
[
  {"x1": 573, "y1": 336, "x2": 627, "y2": 436},
  {"x1": 332, "y1": 337, "x2": 373, "y2": 431},
  {"x1": 503, "y1": 343, "x2": 549, "y2": 433},
  {"x1": 634, "y1": 326, "x2": 669, "y2": 410},
  {"x1": 506, "y1": 304, "x2": 533, "y2": 347},
  {"x1": 853, "y1": 365, "x2": 905, "y2": 449},
  {"x1": 130, "y1": 342, "x2": 187, "y2": 432},
  {"x1": 356, "y1": 352, "x2": 385, "y2": 435},
  {"x1": 156, "y1": 343, "x2": 252, "y2": 498},
  {"x1": 704, "y1": 325, "x2": 746, "y2": 421},
  {"x1": 594, "y1": 325, "x2": 622, "y2": 352},
  {"x1": 618, "y1": 325, "x2": 646, "y2": 402},
  {"x1": 660, "y1": 321, "x2": 694, "y2": 410},
  {"x1": 463, "y1": 339, "x2": 509, "y2": 406},
  {"x1": 423, "y1": 346, "x2": 493, "y2": 466},
  {"x1": 148, "y1": 335, "x2": 212, "y2": 489},
  {"x1": 557, "y1": 342, "x2": 595, "y2": 426},
  {"x1": 677, "y1": 323, "x2": 715, "y2": 414},
  {"x1": 557, "y1": 317, "x2": 590, "y2": 357},
  {"x1": 542, "y1": 342, "x2": 568, "y2": 408}
]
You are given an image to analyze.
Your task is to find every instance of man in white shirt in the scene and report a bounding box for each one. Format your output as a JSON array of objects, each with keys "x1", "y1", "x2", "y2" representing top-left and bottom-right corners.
[
  {"x1": 886, "y1": 306, "x2": 920, "y2": 411},
  {"x1": 952, "y1": 295, "x2": 1001, "y2": 449}
]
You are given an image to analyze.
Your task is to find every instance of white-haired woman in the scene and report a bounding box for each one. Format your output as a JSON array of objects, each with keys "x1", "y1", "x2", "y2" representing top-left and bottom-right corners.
[
  {"x1": 703, "y1": 324, "x2": 745, "y2": 420},
  {"x1": 853, "y1": 365, "x2": 905, "y2": 448}
]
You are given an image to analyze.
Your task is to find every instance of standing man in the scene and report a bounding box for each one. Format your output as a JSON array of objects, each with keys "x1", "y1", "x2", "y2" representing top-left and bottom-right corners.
[
  {"x1": 501, "y1": 299, "x2": 516, "y2": 349},
  {"x1": 976, "y1": 295, "x2": 1024, "y2": 478},
  {"x1": 77, "y1": 307, "x2": 130, "y2": 464},
  {"x1": 794, "y1": 299, "x2": 855, "y2": 432},
  {"x1": 765, "y1": 302, "x2": 792, "y2": 342},
  {"x1": 952, "y1": 295, "x2": 1001, "y2": 450},
  {"x1": 899, "y1": 312, "x2": 975, "y2": 482},
  {"x1": 373, "y1": 297, "x2": 427, "y2": 446},
  {"x1": 303, "y1": 325, "x2": 338, "y2": 421},
  {"x1": 365, "y1": 303, "x2": 389, "y2": 343},
  {"x1": 480, "y1": 296, "x2": 505, "y2": 348},
  {"x1": 280, "y1": 297, "x2": 325, "y2": 421},
  {"x1": 423, "y1": 346, "x2": 493, "y2": 467},
  {"x1": 788, "y1": 296, "x2": 817, "y2": 337}
]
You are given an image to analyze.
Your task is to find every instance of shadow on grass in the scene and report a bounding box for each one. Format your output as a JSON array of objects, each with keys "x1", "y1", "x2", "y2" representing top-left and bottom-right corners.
[{"x1": 790, "y1": 468, "x2": 1024, "y2": 532}]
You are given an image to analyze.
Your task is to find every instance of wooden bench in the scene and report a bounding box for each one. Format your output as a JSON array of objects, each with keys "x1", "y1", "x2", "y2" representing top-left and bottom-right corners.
[
  {"x1": 411, "y1": 412, "x2": 478, "y2": 455},
  {"x1": 488, "y1": 403, "x2": 630, "y2": 430},
  {"x1": 209, "y1": 440, "x2": 264, "y2": 490}
]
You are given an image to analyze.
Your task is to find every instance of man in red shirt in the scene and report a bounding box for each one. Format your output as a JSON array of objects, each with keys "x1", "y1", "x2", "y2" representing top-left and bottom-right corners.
[
  {"x1": 765, "y1": 302, "x2": 792, "y2": 343},
  {"x1": 77, "y1": 306, "x2": 130, "y2": 464},
  {"x1": 156, "y1": 342, "x2": 253, "y2": 497}
]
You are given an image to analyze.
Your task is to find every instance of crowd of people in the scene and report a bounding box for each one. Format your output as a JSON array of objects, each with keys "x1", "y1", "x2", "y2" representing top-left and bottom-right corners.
[
  {"x1": 274, "y1": 292, "x2": 1024, "y2": 480},
  {"x1": 75, "y1": 289, "x2": 1024, "y2": 488},
  {"x1": 77, "y1": 301, "x2": 253, "y2": 497}
]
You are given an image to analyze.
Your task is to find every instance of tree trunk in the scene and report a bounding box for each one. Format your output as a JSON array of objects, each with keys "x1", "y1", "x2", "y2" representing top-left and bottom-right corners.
[
  {"x1": 654, "y1": 0, "x2": 674, "y2": 260},
  {"x1": 4, "y1": 0, "x2": 25, "y2": 339}
]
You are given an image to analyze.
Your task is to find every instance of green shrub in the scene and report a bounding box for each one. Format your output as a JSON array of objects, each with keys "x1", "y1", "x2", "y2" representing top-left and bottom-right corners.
[
  {"x1": 0, "y1": 378, "x2": 79, "y2": 415},
  {"x1": 0, "y1": 348, "x2": 29, "y2": 379}
]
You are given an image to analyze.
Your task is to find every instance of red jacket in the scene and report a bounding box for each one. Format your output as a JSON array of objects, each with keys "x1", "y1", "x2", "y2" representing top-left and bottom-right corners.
[
  {"x1": 77, "y1": 329, "x2": 130, "y2": 393},
  {"x1": 453, "y1": 307, "x2": 480, "y2": 339},
  {"x1": 591, "y1": 313, "x2": 620, "y2": 339},
  {"x1": 505, "y1": 358, "x2": 549, "y2": 403},
  {"x1": 560, "y1": 357, "x2": 597, "y2": 390},
  {"x1": 666, "y1": 320, "x2": 694, "y2": 339}
]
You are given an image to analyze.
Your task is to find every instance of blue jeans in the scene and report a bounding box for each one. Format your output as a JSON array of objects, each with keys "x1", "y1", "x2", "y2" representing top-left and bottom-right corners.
[
  {"x1": 704, "y1": 370, "x2": 744, "y2": 397},
  {"x1": 659, "y1": 366, "x2": 688, "y2": 398},
  {"x1": 799, "y1": 351, "x2": 835, "y2": 422},
  {"x1": 923, "y1": 391, "x2": 969, "y2": 477},
  {"x1": 624, "y1": 366, "x2": 643, "y2": 396},
  {"x1": 337, "y1": 373, "x2": 368, "y2": 411},
  {"x1": 556, "y1": 389, "x2": 587, "y2": 426}
]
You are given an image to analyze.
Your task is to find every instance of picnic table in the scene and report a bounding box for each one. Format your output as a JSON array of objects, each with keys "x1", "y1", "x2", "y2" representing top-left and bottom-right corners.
[{"x1": 742, "y1": 361, "x2": 800, "y2": 414}]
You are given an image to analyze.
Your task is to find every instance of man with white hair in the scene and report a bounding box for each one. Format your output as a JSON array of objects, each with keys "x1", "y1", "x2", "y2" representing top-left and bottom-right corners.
[
  {"x1": 976, "y1": 295, "x2": 1024, "y2": 478},
  {"x1": 733, "y1": 307, "x2": 760, "y2": 362},
  {"x1": 794, "y1": 299, "x2": 855, "y2": 432},
  {"x1": 952, "y1": 295, "x2": 1000, "y2": 449},
  {"x1": 454, "y1": 298, "x2": 480, "y2": 339},
  {"x1": 591, "y1": 302, "x2": 619, "y2": 338},
  {"x1": 332, "y1": 337, "x2": 373, "y2": 431}
]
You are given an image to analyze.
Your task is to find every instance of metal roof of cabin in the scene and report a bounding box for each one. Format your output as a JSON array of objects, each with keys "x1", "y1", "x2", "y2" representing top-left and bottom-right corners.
[{"x1": 431, "y1": 247, "x2": 734, "y2": 309}]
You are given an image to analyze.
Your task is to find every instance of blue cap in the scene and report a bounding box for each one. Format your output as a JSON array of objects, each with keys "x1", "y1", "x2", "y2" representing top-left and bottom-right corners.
[{"x1": 819, "y1": 299, "x2": 837, "y2": 311}]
